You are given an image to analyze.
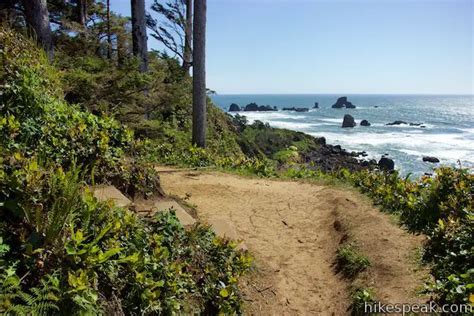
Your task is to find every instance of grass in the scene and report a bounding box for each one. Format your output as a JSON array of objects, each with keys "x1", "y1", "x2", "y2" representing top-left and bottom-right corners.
[{"x1": 335, "y1": 244, "x2": 371, "y2": 279}]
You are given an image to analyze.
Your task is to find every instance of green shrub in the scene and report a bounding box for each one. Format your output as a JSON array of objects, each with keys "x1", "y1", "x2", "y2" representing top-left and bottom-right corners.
[
  {"x1": 0, "y1": 28, "x2": 252, "y2": 314},
  {"x1": 238, "y1": 121, "x2": 321, "y2": 159},
  {"x1": 350, "y1": 287, "x2": 377, "y2": 316},
  {"x1": 334, "y1": 167, "x2": 473, "y2": 305},
  {"x1": 0, "y1": 164, "x2": 252, "y2": 314},
  {"x1": 273, "y1": 147, "x2": 300, "y2": 164},
  {"x1": 0, "y1": 28, "x2": 160, "y2": 198},
  {"x1": 427, "y1": 269, "x2": 474, "y2": 306}
]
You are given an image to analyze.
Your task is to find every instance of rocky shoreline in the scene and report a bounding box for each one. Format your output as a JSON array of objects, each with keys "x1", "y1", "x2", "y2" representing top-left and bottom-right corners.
[
  {"x1": 228, "y1": 96, "x2": 442, "y2": 171},
  {"x1": 228, "y1": 96, "x2": 357, "y2": 112},
  {"x1": 300, "y1": 137, "x2": 393, "y2": 173}
]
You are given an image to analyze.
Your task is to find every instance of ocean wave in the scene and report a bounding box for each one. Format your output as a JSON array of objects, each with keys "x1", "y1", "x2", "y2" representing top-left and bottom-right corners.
[
  {"x1": 267, "y1": 121, "x2": 315, "y2": 130},
  {"x1": 457, "y1": 127, "x2": 474, "y2": 133},
  {"x1": 232, "y1": 112, "x2": 307, "y2": 122},
  {"x1": 310, "y1": 131, "x2": 474, "y2": 163},
  {"x1": 216, "y1": 94, "x2": 474, "y2": 175},
  {"x1": 317, "y1": 118, "x2": 342, "y2": 124}
]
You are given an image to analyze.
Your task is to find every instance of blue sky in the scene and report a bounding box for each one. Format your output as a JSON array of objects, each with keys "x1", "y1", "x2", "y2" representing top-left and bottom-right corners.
[{"x1": 111, "y1": 0, "x2": 473, "y2": 95}]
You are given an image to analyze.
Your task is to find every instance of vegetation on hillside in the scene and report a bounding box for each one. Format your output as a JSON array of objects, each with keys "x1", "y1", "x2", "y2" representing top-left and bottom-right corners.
[
  {"x1": 0, "y1": 0, "x2": 472, "y2": 311},
  {"x1": 0, "y1": 29, "x2": 251, "y2": 314},
  {"x1": 336, "y1": 167, "x2": 473, "y2": 306}
]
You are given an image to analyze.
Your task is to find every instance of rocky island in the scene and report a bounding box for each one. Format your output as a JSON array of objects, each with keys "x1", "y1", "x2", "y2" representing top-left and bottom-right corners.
[
  {"x1": 332, "y1": 96, "x2": 356, "y2": 109},
  {"x1": 228, "y1": 102, "x2": 278, "y2": 112}
]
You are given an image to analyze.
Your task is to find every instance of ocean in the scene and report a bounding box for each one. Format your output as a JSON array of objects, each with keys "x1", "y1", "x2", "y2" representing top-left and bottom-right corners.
[{"x1": 210, "y1": 94, "x2": 474, "y2": 176}]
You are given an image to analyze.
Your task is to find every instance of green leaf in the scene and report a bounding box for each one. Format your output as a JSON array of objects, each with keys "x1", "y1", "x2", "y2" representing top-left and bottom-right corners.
[
  {"x1": 219, "y1": 288, "x2": 229, "y2": 298},
  {"x1": 116, "y1": 252, "x2": 140, "y2": 264},
  {"x1": 96, "y1": 248, "x2": 122, "y2": 264}
]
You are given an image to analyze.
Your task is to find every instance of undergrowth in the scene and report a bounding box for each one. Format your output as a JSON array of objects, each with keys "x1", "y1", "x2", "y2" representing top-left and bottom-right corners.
[
  {"x1": 335, "y1": 244, "x2": 371, "y2": 279},
  {"x1": 0, "y1": 28, "x2": 252, "y2": 314},
  {"x1": 350, "y1": 287, "x2": 377, "y2": 316},
  {"x1": 335, "y1": 167, "x2": 473, "y2": 306}
]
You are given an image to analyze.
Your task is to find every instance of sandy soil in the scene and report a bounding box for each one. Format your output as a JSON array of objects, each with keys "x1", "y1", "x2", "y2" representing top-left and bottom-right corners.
[{"x1": 157, "y1": 168, "x2": 429, "y2": 315}]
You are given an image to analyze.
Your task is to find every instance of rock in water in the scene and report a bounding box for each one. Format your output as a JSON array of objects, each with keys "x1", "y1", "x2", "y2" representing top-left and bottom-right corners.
[
  {"x1": 257, "y1": 105, "x2": 277, "y2": 111},
  {"x1": 244, "y1": 102, "x2": 259, "y2": 111},
  {"x1": 228, "y1": 103, "x2": 241, "y2": 112},
  {"x1": 378, "y1": 157, "x2": 395, "y2": 171},
  {"x1": 332, "y1": 96, "x2": 357, "y2": 109},
  {"x1": 345, "y1": 102, "x2": 356, "y2": 109},
  {"x1": 295, "y1": 107, "x2": 309, "y2": 112},
  {"x1": 314, "y1": 102, "x2": 319, "y2": 109},
  {"x1": 332, "y1": 97, "x2": 347, "y2": 108},
  {"x1": 360, "y1": 120, "x2": 371, "y2": 126},
  {"x1": 386, "y1": 120, "x2": 408, "y2": 126},
  {"x1": 244, "y1": 103, "x2": 277, "y2": 111},
  {"x1": 282, "y1": 107, "x2": 309, "y2": 112},
  {"x1": 423, "y1": 156, "x2": 440, "y2": 163},
  {"x1": 342, "y1": 114, "x2": 356, "y2": 128}
]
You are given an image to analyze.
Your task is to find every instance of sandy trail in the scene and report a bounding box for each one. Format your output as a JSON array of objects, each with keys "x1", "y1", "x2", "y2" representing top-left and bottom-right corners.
[{"x1": 158, "y1": 168, "x2": 428, "y2": 315}]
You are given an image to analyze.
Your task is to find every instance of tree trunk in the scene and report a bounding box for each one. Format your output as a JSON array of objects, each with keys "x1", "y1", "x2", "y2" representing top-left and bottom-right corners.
[
  {"x1": 131, "y1": 0, "x2": 148, "y2": 72},
  {"x1": 23, "y1": 0, "x2": 53, "y2": 60},
  {"x1": 182, "y1": 0, "x2": 193, "y2": 73},
  {"x1": 106, "y1": 0, "x2": 112, "y2": 59},
  {"x1": 192, "y1": 0, "x2": 206, "y2": 148},
  {"x1": 76, "y1": 0, "x2": 87, "y2": 26}
]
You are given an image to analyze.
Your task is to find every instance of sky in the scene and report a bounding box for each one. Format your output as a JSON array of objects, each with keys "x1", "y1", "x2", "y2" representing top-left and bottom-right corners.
[{"x1": 111, "y1": 0, "x2": 473, "y2": 95}]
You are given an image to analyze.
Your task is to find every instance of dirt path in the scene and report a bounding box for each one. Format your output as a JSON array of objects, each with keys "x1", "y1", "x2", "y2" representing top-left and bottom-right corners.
[{"x1": 158, "y1": 168, "x2": 429, "y2": 315}]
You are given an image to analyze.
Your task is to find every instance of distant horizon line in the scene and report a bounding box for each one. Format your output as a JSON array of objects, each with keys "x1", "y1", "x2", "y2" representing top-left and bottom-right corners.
[{"x1": 211, "y1": 93, "x2": 474, "y2": 96}]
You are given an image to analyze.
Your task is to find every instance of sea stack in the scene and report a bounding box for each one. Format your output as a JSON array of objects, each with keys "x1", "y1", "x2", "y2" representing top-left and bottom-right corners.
[
  {"x1": 332, "y1": 96, "x2": 357, "y2": 109},
  {"x1": 229, "y1": 103, "x2": 241, "y2": 112},
  {"x1": 243, "y1": 102, "x2": 259, "y2": 111},
  {"x1": 342, "y1": 114, "x2": 356, "y2": 128},
  {"x1": 257, "y1": 105, "x2": 277, "y2": 111}
]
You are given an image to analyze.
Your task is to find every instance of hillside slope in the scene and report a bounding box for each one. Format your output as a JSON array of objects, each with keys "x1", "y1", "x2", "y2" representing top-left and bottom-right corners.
[{"x1": 158, "y1": 168, "x2": 430, "y2": 315}]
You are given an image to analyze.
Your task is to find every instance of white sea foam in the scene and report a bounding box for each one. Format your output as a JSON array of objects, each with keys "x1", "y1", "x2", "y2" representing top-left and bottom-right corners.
[
  {"x1": 458, "y1": 127, "x2": 474, "y2": 133},
  {"x1": 268, "y1": 121, "x2": 315, "y2": 130},
  {"x1": 311, "y1": 131, "x2": 474, "y2": 163},
  {"x1": 216, "y1": 95, "x2": 474, "y2": 175},
  {"x1": 234, "y1": 112, "x2": 307, "y2": 122},
  {"x1": 318, "y1": 118, "x2": 342, "y2": 124}
]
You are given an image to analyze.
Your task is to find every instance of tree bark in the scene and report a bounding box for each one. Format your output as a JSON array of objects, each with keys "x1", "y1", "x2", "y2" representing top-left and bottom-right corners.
[
  {"x1": 106, "y1": 0, "x2": 112, "y2": 59},
  {"x1": 76, "y1": 0, "x2": 87, "y2": 26},
  {"x1": 23, "y1": 0, "x2": 53, "y2": 60},
  {"x1": 182, "y1": 0, "x2": 193, "y2": 73},
  {"x1": 131, "y1": 0, "x2": 148, "y2": 72},
  {"x1": 192, "y1": 0, "x2": 206, "y2": 148}
]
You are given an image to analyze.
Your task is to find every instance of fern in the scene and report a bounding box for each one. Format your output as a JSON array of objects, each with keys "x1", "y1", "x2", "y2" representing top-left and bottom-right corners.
[
  {"x1": 0, "y1": 265, "x2": 60, "y2": 316},
  {"x1": 0, "y1": 263, "x2": 25, "y2": 314},
  {"x1": 44, "y1": 165, "x2": 84, "y2": 246}
]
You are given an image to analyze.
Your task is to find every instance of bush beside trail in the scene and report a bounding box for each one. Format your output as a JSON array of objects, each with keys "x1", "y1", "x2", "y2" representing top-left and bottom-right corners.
[{"x1": 0, "y1": 29, "x2": 251, "y2": 315}]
